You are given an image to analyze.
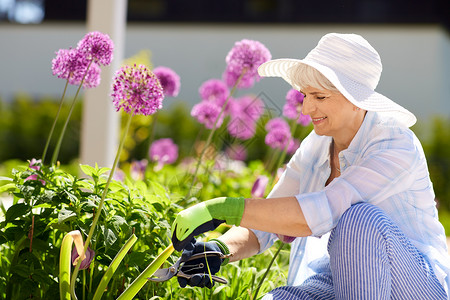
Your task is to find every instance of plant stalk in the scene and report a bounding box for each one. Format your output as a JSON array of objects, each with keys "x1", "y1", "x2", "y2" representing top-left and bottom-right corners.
[
  {"x1": 70, "y1": 112, "x2": 134, "y2": 299},
  {"x1": 51, "y1": 60, "x2": 93, "y2": 166},
  {"x1": 42, "y1": 79, "x2": 69, "y2": 164}
]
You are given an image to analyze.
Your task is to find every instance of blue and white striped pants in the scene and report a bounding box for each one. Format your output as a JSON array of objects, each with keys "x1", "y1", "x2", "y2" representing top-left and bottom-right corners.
[{"x1": 263, "y1": 203, "x2": 447, "y2": 299}]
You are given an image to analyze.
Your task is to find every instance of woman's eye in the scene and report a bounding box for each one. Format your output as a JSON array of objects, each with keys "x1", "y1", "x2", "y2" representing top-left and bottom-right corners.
[{"x1": 317, "y1": 96, "x2": 326, "y2": 100}]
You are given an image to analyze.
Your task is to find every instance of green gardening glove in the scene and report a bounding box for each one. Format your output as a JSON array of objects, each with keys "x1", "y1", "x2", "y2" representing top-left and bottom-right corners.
[{"x1": 171, "y1": 197, "x2": 245, "y2": 251}]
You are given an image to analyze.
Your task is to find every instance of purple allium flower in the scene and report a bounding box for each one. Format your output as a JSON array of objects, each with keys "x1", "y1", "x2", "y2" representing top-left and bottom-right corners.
[
  {"x1": 71, "y1": 244, "x2": 95, "y2": 270},
  {"x1": 287, "y1": 138, "x2": 301, "y2": 155},
  {"x1": 111, "y1": 64, "x2": 164, "y2": 116},
  {"x1": 25, "y1": 158, "x2": 45, "y2": 185},
  {"x1": 112, "y1": 168, "x2": 125, "y2": 182},
  {"x1": 225, "y1": 144, "x2": 248, "y2": 161},
  {"x1": 149, "y1": 138, "x2": 179, "y2": 166},
  {"x1": 265, "y1": 117, "x2": 290, "y2": 132},
  {"x1": 228, "y1": 115, "x2": 256, "y2": 140},
  {"x1": 237, "y1": 95, "x2": 265, "y2": 121},
  {"x1": 77, "y1": 31, "x2": 114, "y2": 66},
  {"x1": 130, "y1": 159, "x2": 148, "y2": 180},
  {"x1": 52, "y1": 48, "x2": 100, "y2": 88},
  {"x1": 277, "y1": 234, "x2": 296, "y2": 244},
  {"x1": 283, "y1": 89, "x2": 311, "y2": 126},
  {"x1": 223, "y1": 39, "x2": 271, "y2": 89},
  {"x1": 251, "y1": 175, "x2": 269, "y2": 198},
  {"x1": 191, "y1": 101, "x2": 224, "y2": 129},
  {"x1": 82, "y1": 62, "x2": 101, "y2": 89},
  {"x1": 153, "y1": 66, "x2": 181, "y2": 97},
  {"x1": 198, "y1": 79, "x2": 230, "y2": 107},
  {"x1": 265, "y1": 128, "x2": 292, "y2": 151}
]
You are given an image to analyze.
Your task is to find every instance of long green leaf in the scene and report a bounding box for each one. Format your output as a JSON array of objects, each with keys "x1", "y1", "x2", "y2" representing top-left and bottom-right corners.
[
  {"x1": 117, "y1": 244, "x2": 174, "y2": 300},
  {"x1": 59, "y1": 233, "x2": 74, "y2": 300},
  {"x1": 93, "y1": 234, "x2": 138, "y2": 300}
]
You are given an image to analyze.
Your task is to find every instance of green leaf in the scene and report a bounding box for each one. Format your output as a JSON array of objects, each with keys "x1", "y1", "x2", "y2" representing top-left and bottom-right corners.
[
  {"x1": 111, "y1": 215, "x2": 128, "y2": 233},
  {"x1": 79, "y1": 164, "x2": 96, "y2": 178},
  {"x1": 93, "y1": 234, "x2": 137, "y2": 300},
  {"x1": 59, "y1": 233, "x2": 74, "y2": 300},
  {"x1": 58, "y1": 208, "x2": 77, "y2": 224},
  {"x1": 0, "y1": 176, "x2": 13, "y2": 182},
  {"x1": 5, "y1": 203, "x2": 29, "y2": 222},
  {"x1": 4, "y1": 226, "x2": 26, "y2": 242},
  {"x1": 117, "y1": 244, "x2": 174, "y2": 300},
  {"x1": 0, "y1": 182, "x2": 16, "y2": 194},
  {"x1": 11, "y1": 263, "x2": 30, "y2": 278},
  {"x1": 104, "y1": 228, "x2": 117, "y2": 249}
]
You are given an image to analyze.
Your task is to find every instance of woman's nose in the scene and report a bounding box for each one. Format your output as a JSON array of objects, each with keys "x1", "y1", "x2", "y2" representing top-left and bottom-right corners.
[{"x1": 301, "y1": 97, "x2": 314, "y2": 115}]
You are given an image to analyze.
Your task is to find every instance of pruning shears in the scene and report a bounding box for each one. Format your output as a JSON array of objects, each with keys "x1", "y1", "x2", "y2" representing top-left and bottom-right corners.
[{"x1": 148, "y1": 251, "x2": 229, "y2": 284}]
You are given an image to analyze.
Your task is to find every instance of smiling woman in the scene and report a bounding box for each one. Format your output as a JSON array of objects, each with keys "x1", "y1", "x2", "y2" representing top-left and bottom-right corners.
[{"x1": 170, "y1": 33, "x2": 450, "y2": 299}]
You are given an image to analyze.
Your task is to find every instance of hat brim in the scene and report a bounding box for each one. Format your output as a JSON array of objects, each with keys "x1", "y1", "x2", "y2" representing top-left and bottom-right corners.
[{"x1": 258, "y1": 59, "x2": 417, "y2": 127}]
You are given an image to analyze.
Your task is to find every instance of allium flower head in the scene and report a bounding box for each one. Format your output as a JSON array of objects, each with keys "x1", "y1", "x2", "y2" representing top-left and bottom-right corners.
[
  {"x1": 287, "y1": 138, "x2": 301, "y2": 155},
  {"x1": 225, "y1": 144, "x2": 247, "y2": 161},
  {"x1": 153, "y1": 66, "x2": 181, "y2": 97},
  {"x1": 265, "y1": 128, "x2": 292, "y2": 151},
  {"x1": 223, "y1": 39, "x2": 271, "y2": 89},
  {"x1": 265, "y1": 117, "x2": 290, "y2": 132},
  {"x1": 191, "y1": 101, "x2": 224, "y2": 129},
  {"x1": 199, "y1": 79, "x2": 230, "y2": 107},
  {"x1": 228, "y1": 115, "x2": 256, "y2": 140},
  {"x1": 111, "y1": 64, "x2": 164, "y2": 116},
  {"x1": 82, "y1": 62, "x2": 101, "y2": 89},
  {"x1": 52, "y1": 48, "x2": 100, "y2": 88},
  {"x1": 149, "y1": 138, "x2": 179, "y2": 166},
  {"x1": 283, "y1": 89, "x2": 311, "y2": 126},
  {"x1": 236, "y1": 95, "x2": 264, "y2": 121},
  {"x1": 130, "y1": 159, "x2": 148, "y2": 180},
  {"x1": 77, "y1": 31, "x2": 114, "y2": 66}
]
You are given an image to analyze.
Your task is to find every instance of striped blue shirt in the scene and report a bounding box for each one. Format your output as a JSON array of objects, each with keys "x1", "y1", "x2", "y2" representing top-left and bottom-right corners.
[{"x1": 252, "y1": 111, "x2": 450, "y2": 295}]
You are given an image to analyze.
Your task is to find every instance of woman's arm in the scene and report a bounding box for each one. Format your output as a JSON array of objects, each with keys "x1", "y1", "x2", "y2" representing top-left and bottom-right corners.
[
  {"x1": 218, "y1": 226, "x2": 260, "y2": 262},
  {"x1": 241, "y1": 197, "x2": 312, "y2": 237}
]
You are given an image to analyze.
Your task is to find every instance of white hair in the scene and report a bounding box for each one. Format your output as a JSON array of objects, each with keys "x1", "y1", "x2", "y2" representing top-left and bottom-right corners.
[{"x1": 287, "y1": 63, "x2": 340, "y2": 93}]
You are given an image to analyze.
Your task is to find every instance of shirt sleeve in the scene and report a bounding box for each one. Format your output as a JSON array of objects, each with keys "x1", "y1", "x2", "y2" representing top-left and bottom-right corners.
[
  {"x1": 251, "y1": 147, "x2": 304, "y2": 252},
  {"x1": 298, "y1": 131, "x2": 420, "y2": 237}
]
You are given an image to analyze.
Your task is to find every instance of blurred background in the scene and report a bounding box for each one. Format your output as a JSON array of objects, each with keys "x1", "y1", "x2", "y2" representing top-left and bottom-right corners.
[{"x1": 0, "y1": 0, "x2": 449, "y2": 216}]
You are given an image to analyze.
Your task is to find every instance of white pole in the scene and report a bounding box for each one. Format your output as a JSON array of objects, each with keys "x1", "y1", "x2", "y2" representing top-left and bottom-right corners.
[{"x1": 80, "y1": 0, "x2": 128, "y2": 167}]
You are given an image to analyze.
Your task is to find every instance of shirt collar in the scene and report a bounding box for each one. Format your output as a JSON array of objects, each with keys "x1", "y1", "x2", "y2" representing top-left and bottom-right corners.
[
  {"x1": 314, "y1": 111, "x2": 378, "y2": 167},
  {"x1": 342, "y1": 111, "x2": 378, "y2": 164}
]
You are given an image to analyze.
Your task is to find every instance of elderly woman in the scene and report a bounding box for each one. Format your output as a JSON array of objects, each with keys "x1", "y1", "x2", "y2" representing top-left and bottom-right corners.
[{"x1": 171, "y1": 33, "x2": 450, "y2": 299}]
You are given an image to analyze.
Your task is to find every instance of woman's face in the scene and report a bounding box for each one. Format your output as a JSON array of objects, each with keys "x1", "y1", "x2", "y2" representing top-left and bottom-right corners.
[{"x1": 300, "y1": 86, "x2": 361, "y2": 139}]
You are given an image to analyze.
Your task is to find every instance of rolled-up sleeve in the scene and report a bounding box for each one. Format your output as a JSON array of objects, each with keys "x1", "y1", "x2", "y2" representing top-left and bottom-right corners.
[{"x1": 298, "y1": 138, "x2": 419, "y2": 237}]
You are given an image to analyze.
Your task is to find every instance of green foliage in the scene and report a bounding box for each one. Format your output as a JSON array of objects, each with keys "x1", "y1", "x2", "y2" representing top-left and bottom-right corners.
[
  {"x1": 0, "y1": 156, "x2": 288, "y2": 299},
  {"x1": 0, "y1": 94, "x2": 81, "y2": 164},
  {"x1": 0, "y1": 162, "x2": 177, "y2": 299},
  {"x1": 422, "y1": 117, "x2": 450, "y2": 211}
]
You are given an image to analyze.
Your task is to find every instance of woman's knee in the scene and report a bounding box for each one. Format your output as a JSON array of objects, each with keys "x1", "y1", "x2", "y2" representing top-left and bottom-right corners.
[
  {"x1": 328, "y1": 203, "x2": 392, "y2": 252},
  {"x1": 335, "y1": 203, "x2": 389, "y2": 233}
]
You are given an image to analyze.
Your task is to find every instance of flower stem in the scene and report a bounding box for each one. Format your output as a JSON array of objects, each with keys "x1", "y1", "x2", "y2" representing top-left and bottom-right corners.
[
  {"x1": 51, "y1": 60, "x2": 93, "y2": 166},
  {"x1": 70, "y1": 112, "x2": 134, "y2": 299},
  {"x1": 253, "y1": 242, "x2": 284, "y2": 300},
  {"x1": 186, "y1": 70, "x2": 246, "y2": 199},
  {"x1": 42, "y1": 79, "x2": 69, "y2": 164}
]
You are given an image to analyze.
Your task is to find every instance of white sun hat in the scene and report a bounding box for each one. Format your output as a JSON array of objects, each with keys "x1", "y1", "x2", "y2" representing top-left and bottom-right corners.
[{"x1": 258, "y1": 33, "x2": 417, "y2": 127}]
